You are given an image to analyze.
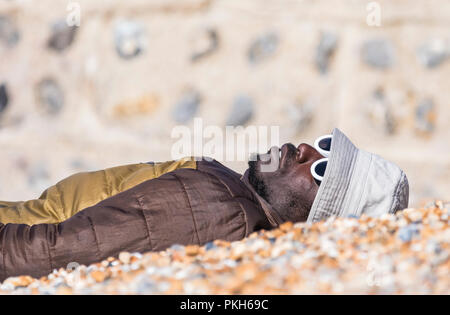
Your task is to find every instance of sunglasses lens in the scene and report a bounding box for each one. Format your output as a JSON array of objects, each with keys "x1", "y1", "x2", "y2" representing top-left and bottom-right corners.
[
  {"x1": 314, "y1": 160, "x2": 327, "y2": 177},
  {"x1": 311, "y1": 158, "x2": 328, "y2": 186},
  {"x1": 318, "y1": 137, "x2": 332, "y2": 152}
]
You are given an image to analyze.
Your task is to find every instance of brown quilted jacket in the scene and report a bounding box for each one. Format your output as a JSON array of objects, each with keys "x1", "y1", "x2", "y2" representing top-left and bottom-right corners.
[{"x1": 0, "y1": 159, "x2": 281, "y2": 281}]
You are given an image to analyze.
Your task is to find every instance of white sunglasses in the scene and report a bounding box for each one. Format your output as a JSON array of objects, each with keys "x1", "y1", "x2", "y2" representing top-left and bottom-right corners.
[{"x1": 310, "y1": 134, "x2": 332, "y2": 185}]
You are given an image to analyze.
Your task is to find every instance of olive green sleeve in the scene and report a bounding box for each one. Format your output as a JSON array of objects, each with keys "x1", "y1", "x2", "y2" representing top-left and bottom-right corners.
[{"x1": 0, "y1": 157, "x2": 196, "y2": 225}]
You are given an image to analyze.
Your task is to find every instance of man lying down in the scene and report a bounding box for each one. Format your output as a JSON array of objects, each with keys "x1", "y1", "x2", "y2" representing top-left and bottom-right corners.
[{"x1": 0, "y1": 128, "x2": 409, "y2": 281}]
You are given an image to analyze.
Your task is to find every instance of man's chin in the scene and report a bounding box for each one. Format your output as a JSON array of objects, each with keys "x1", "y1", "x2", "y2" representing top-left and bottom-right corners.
[
  {"x1": 247, "y1": 159, "x2": 269, "y2": 200},
  {"x1": 247, "y1": 159, "x2": 259, "y2": 179}
]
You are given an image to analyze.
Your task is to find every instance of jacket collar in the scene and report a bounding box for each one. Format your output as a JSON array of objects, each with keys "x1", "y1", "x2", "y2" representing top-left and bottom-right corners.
[{"x1": 241, "y1": 169, "x2": 283, "y2": 228}]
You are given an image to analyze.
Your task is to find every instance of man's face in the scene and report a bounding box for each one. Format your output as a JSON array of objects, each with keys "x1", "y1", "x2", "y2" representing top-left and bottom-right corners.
[{"x1": 248, "y1": 143, "x2": 323, "y2": 223}]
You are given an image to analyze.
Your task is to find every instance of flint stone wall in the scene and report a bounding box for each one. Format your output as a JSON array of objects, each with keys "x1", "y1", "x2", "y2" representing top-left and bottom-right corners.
[{"x1": 0, "y1": 0, "x2": 449, "y2": 206}]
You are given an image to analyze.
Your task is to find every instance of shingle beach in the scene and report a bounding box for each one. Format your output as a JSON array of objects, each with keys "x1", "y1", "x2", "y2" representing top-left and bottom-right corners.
[{"x1": 1, "y1": 204, "x2": 448, "y2": 295}]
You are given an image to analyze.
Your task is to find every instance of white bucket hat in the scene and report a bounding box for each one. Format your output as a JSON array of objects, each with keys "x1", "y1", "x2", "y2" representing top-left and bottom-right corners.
[{"x1": 307, "y1": 128, "x2": 409, "y2": 223}]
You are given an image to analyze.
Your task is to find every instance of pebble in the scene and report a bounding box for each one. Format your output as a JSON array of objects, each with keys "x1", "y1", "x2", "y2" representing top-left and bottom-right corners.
[
  {"x1": 47, "y1": 20, "x2": 78, "y2": 52},
  {"x1": 361, "y1": 39, "x2": 395, "y2": 69},
  {"x1": 230, "y1": 243, "x2": 246, "y2": 260},
  {"x1": 247, "y1": 32, "x2": 279, "y2": 64},
  {"x1": 204, "y1": 242, "x2": 216, "y2": 251},
  {"x1": 226, "y1": 95, "x2": 254, "y2": 126},
  {"x1": 5, "y1": 276, "x2": 34, "y2": 288},
  {"x1": 90, "y1": 271, "x2": 107, "y2": 283},
  {"x1": 1, "y1": 205, "x2": 448, "y2": 294},
  {"x1": 118, "y1": 252, "x2": 131, "y2": 265},
  {"x1": 185, "y1": 245, "x2": 201, "y2": 256},
  {"x1": 0, "y1": 15, "x2": 20, "y2": 47},
  {"x1": 397, "y1": 224, "x2": 420, "y2": 242},
  {"x1": 403, "y1": 208, "x2": 423, "y2": 223}
]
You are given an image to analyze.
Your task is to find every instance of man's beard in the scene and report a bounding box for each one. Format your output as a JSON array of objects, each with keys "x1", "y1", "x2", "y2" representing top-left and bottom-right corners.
[
  {"x1": 247, "y1": 154, "x2": 312, "y2": 223},
  {"x1": 248, "y1": 158, "x2": 269, "y2": 201}
]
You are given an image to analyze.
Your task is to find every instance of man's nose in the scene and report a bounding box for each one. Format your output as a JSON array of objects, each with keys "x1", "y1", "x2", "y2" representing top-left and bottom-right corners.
[{"x1": 296, "y1": 143, "x2": 322, "y2": 164}]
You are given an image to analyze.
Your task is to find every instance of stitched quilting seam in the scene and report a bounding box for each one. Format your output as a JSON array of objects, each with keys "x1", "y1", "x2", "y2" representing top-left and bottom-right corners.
[{"x1": 172, "y1": 173, "x2": 201, "y2": 245}]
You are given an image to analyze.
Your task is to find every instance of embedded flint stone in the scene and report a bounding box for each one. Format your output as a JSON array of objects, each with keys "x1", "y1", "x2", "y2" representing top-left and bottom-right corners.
[
  {"x1": 36, "y1": 78, "x2": 64, "y2": 115},
  {"x1": 47, "y1": 20, "x2": 78, "y2": 52},
  {"x1": 366, "y1": 87, "x2": 396, "y2": 135},
  {"x1": 172, "y1": 90, "x2": 201, "y2": 123},
  {"x1": 0, "y1": 15, "x2": 20, "y2": 47},
  {"x1": 190, "y1": 28, "x2": 219, "y2": 62},
  {"x1": 0, "y1": 83, "x2": 8, "y2": 114},
  {"x1": 226, "y1": 95, "x2": 254, "y2": 126},
  {"x1": 315, "y1": 32, "x2": 338, "y2": 74},
  {"x1": 417, "y1": 39, "x2": 449, "y2": 68},
  {"x1": 114, "y1": 20, "x2": 146, "y2": 60},
  {"x1": 285, "y1": 100, "x2": 314, "y2": 133},
  {"x1": 247, "y1": 32, "x2": 279, "y2": 64},
  {"x1": 361, "y1": 39, "x2": 394, "y2": 69},
  {"x1": 415, "y1": 98, "x2": 436, "y2": 134}
]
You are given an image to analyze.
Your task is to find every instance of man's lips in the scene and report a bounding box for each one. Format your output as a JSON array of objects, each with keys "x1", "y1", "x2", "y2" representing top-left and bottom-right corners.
[
  {"x1": 258, "y1": 143, "x2": 298, "y2": 170},
  {"x1": 280, "y1": 143, "x2": 298, "y2": 168},
  {"x1": 259, "y1": 146, "x2": 279, "y2": 164}
]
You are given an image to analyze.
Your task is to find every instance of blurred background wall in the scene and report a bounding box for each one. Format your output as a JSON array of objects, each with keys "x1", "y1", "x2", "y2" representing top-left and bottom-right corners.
[{"x1": 0, "y1": 0, "x2": 449, "y2": 206}]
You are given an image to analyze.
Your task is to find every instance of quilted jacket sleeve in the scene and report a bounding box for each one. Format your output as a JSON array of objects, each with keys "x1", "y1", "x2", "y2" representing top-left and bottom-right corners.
[
  {"x1": 0, "y1": 161, "x2": 261, "y2": 282},
  {"x1": 0, "y1": 158, "x2": 196, "y2": 225},
  {"x1": 0, "y1": 179, "x2": 154, "y2": 282}
]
